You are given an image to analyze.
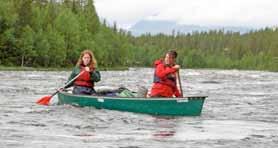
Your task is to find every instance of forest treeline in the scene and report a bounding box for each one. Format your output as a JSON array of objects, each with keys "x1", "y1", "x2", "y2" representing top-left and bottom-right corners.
[{"x1": 0, "y1": 0, "x2": 277, "y2": 71}]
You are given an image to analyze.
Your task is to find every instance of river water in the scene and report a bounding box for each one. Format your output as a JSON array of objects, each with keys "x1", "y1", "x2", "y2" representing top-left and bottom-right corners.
[{"x1": 0, "y1": 68, "x2": 278, "y2": 147}]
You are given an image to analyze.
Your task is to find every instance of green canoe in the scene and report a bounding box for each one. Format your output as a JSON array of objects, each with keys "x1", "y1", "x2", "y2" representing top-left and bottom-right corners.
[{"x1": 57, "y1": 91, "x2": 207, "y2": 116}]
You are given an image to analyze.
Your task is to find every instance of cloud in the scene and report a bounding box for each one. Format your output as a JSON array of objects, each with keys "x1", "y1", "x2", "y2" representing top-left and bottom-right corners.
[
  {"x1": 95, "y1": 0, "x2": 278, "y2": 29},
  {"x1": 95, "y1": 0, "x2": 169, "y2": 28}
]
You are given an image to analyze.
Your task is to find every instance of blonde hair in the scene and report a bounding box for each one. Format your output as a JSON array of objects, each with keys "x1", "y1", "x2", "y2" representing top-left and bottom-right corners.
[{"x1": 76, "y1": 49, "x2": 97, "y2": 70}]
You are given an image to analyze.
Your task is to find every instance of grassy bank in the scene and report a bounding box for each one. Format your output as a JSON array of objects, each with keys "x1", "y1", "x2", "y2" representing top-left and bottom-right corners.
[
  {"x1": 1, "y1": 65, "x2": 276, "y2": 72},
  {"x1": 0, "y1": 66, "x2": 129, "y2": 71}
]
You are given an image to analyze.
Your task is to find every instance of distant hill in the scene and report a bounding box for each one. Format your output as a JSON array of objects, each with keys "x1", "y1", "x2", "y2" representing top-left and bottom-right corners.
[{"x1": 129, "y1": 20, "x2": 255, "y2": 36}]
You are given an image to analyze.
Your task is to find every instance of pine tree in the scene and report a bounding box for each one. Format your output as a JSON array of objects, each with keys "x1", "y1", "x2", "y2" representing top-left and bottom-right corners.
[{"x1": 84, "y1": 0, "x2": 99, "y2": 35}]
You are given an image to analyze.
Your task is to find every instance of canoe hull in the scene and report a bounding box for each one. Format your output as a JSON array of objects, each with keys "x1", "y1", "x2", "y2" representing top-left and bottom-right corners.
[{"x1": 58, "y1": 92, "x2": 206, "y2": 116}]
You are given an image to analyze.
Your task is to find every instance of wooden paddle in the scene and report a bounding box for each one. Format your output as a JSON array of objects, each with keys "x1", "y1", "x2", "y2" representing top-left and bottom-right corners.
[
  {"x1": 176, "y1": 70, "x2": 184, "y2": 97},
  {"x1": 36, "y1": 71, "x2": 84, "y2": 106}
]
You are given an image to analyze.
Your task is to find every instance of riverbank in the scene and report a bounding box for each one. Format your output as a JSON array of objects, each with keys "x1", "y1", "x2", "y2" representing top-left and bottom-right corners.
[
  {"x1": 1, "y1": 65, "x2": 277, "y2": 73},
  {"x1": 0, "y1": 66, "x2": 129, "y2": 71}
]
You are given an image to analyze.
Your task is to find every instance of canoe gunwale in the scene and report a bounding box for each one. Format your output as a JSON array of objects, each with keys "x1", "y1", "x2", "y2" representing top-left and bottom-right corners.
[{"x1": 59, "y1": 91, "x2": 207, "y2": 101}]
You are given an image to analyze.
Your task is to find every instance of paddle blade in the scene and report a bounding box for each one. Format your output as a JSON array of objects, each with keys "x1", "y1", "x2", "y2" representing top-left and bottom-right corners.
[{"x1": 36, "y1": 95, "x2": 52, "y2": 105}]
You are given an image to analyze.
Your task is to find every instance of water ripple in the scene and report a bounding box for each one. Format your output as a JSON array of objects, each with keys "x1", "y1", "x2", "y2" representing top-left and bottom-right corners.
[{"x1": 1, "y1": 69, "x2": 278, "y2": 147}]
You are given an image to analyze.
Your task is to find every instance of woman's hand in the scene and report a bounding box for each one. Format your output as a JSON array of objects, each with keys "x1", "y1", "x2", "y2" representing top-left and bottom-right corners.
[
  {"x1": 84, "y1": 66, "x2": 90, "y2": 72},
  {"x1": 57, "y1": 87, "x2": 64, "y2": 92}
]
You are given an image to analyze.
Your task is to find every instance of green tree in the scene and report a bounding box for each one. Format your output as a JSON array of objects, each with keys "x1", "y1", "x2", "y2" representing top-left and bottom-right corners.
[
  {"x1": 34, "y1": 29, "x2": 50, "y2": 67},
  {"x1": 84, "y1": 0, "x2": 99, "y2": 35},
  {"x1": 53, "y1": 8, "x2": 80, "y2": 65},
  {"x1": 46, "y1": 26, "x2": 67, "y2": 67},
  {"x1": 18, "y1": 25, "x2": 36, "y2": 67},
  {"x1": 16, "y1": 0, "x2": 33, "y2": 32}
]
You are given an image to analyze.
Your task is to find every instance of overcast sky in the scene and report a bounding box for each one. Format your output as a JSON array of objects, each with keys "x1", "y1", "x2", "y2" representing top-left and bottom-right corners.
[{"x1": 94, "y1": 0, "x2": 278, "y2": 29}]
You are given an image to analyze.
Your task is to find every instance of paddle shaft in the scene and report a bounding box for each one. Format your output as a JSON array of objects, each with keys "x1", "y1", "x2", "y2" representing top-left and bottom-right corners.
[
  {"x1": 51, "y1": 71, "x2": 85, "y2": 97},
  {"x1": 62, "y1": 71, "x2": 85, "y2": 90},
  {"x1": 36, "y1": 70, "x2": 85, "y2": 105},
  {"x1": 176, "y1": 70, "x2": 183, "y2": 97}
]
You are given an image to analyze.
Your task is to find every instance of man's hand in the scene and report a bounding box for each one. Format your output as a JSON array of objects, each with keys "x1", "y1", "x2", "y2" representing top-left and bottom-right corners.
[{"x1": 173, "y1": 64, "x2": 180, "y2": 70}]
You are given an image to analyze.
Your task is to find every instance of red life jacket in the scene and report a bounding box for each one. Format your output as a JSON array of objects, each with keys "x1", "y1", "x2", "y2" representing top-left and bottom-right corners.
[
  {"x1": 150, "y1": 60, "x2": 181, "y2": 97},
  {"x1": 74, "y1": 67, "x2": 93, "y2": 87},
  {"x1": 153, "y1": 60, "x2": 177, "y2": 88}
]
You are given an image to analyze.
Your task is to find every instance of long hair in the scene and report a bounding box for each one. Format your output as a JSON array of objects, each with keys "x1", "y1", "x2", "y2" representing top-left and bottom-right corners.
[{"x1": 76, "y1": 49, "x2": 97, "y2": 70}]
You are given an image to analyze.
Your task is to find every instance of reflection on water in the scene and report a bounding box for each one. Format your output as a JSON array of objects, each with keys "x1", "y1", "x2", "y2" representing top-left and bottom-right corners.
[
  {"x1": 153, "y1": 130, "x2": 176, "y2": 138},
  {"x1": 0, "y1": 68, "x2": 278, "y2": 147},
  {"x1": 152, "y1": 117, "x2": 177, "y2": 139}
]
